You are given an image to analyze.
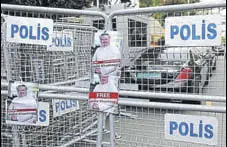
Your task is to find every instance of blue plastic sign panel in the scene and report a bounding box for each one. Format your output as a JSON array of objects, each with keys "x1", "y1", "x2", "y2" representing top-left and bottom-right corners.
[
  {"x1": 165, "y1": 114, "x2": 218, "y2": 145},
  {"x1": 47, "y1": 30, "x2": 73, "y2": 51},
  {"x1": 165, "y1": 15, "x2": 222, "y2": 46},
  {"x1": 52, "y1": 99, "x2": 79, "y2": 118},
  {"x1": 5, "y1": 16, "x2": 53, "y2": 45}
]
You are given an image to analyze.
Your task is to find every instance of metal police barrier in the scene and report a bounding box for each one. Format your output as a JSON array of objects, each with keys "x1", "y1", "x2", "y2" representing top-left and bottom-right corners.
[
  {"x1": 105, "y1": 2, "x2": 226, "y2": 97},
  {"x1": 1, "y1": 82, "x2": 226, "y2": 147},
  {"x1": 115, "y1": 102, "x2": 226, "y2": 147},
  {"x1": 1, "y1": 4, "x2": 106, "y2": 147},
  {"x1": 1, "y1": 2, "x2": 226, "y2": 147},
  {"x1": 104, "y1": 2, "x2": 226, "y2": 147}
]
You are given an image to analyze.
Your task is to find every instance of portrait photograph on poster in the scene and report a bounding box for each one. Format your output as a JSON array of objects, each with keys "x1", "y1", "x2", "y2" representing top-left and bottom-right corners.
[
  {"x1": 89, "y1": 30, "x2": 122, "y2": 114},
  {"x1": 5, "y1": 81, "x2": 46, "y2": 126}
]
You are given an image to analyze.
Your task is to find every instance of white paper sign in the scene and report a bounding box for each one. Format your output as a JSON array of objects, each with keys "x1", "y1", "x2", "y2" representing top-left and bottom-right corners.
[
  {"x1": 52, "y1": 99, "x2": 79, "y2": 117},
  {"x1": 165, "y1": 15, "x2": 222, "y2": 46},
  {"x1": 165, "y1": 114, "x2": 218, "y2": 145},
  {"x1": 5, "y1": 16, "x2": 53, "y2": 45},
  {"x1": 47, "y1": 30, "x2": 73, "y2": 51}
]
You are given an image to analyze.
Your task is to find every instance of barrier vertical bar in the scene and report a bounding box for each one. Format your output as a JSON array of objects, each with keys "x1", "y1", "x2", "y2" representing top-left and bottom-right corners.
[
  {"x1": 8, "y1": 81, "x2": 20, "y2": 147},
  {"x1": 96, "y1": 113, "x2": 104, "y2": 147},
  {"x1": 1, "y1": 17, "x2": 12, "y2": 80},
  {"x1": 12, "y1": 126, "x2": 20, "y2": 147},
  {"x1": 105, "y1": 16, "x2": 116, "y2": 147},
  {"x1": 109, "y1": 114, "x2": 115, "y2": 147}
]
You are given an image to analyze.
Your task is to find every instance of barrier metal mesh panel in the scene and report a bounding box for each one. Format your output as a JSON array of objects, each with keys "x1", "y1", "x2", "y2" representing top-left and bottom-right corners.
[
  {"x1": 115, "y1": 105, "x2": 226, "y2": 147},
  {"x1": 1, "y1": 3, "x2": 226, "y2": 147},
  {"x1": 112, "y1": 5, "x2": 226, "y2": 147},
  {"x1": 1, "y1": 8, "x2": 101, "y2": 147},
  {"x1": 1, "y1": 22, "x2": 93, "y2": 83},
  {"x1": 117, "y1": 7, "x2": 226, "y2": 98}
]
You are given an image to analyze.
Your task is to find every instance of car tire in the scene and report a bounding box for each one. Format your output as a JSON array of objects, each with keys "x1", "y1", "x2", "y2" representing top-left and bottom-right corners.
[
  {"x1": 205, "y1": 72, "x2": 209, "y2": 85},
  {"x1": 187, "y1": 80, "x2": 199, "y2": 94},
  {"x1": 187, "y1": 80, "x2": 193, "y2": 93},
  {"x1": 193, "y1": 77, "x2": 200, "y2": 94},
  {"x1": 188, "y1": 88, "x2": 193, "y2": 93},
  {"x1": 209, "y1": 66, "x2": 212, "y2": 77}
]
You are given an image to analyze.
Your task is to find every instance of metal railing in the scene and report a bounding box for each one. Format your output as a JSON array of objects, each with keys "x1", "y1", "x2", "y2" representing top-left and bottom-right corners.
[{"x1": 1, "y1": 2, "x2": 226, "y2": 147}]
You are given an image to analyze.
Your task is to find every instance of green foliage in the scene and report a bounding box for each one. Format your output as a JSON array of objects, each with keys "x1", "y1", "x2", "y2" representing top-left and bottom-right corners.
[
  {"x1": 222, "y1": 36, "x2": 226, "y2": 44},
  {"x1": 140, "y1": 0, "x2": 200, "y2": 8},
  {"x1": 1, "y1": 0, "x2": 93, "y2": 9}
]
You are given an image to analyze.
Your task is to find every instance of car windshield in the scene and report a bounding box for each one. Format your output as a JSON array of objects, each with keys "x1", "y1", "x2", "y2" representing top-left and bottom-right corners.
[
  {"x1": 159, "y1": 47, "x2": 189, "y2": 61},
  {"x1": 134, "y1": 47, "x2": 192, "y2": 65}
]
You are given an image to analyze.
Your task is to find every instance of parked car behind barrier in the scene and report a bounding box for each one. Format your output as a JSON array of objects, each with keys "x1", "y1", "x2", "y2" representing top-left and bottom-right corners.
[{"x1": 120, "y1": 47, "x2": 211, "y2": 101}]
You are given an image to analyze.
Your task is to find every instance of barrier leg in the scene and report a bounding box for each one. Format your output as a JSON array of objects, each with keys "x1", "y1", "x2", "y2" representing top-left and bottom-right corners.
[
  {"x1": 109, "y1": 114, "x2": 115, "y2": 147},
  {"x1": 96, "y1": 113, "x2": 104, "y2": 147},
  {"x1": 12, "y1": 126, "x2": 20, "y2": 147}
]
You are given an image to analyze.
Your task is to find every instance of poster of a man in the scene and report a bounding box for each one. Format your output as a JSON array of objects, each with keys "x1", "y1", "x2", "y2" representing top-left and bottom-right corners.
[
  {"x1": 89, "y1": 30, "x2": 122, "y2": 113},
  {"x1": 90, "y1": 74, "x2": 118, "y2": 113},
  {"x1": 92, "y1": 31, "x2": 121, "y2": 86},
  {"x1": 6, "y1": 81, "x2": 39, "y2": 125}
]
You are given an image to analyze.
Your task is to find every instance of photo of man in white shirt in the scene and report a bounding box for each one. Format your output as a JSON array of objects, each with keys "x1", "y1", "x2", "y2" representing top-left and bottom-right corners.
[
  {"x1": 92, "y1": 31, "x2": 121, "y2": 87},
  {"x1": 92, "y1": 31, "x2": 121, "y2": 63},
  {"x1": 7, "y1": 83, "x2": 38, "y2": 124},
  {"x1": 89, "y1": 31, "x2": 122, "y2": 113},
  {"x1": 91, "y1": 74, "x2": 118, "y2": 113}
]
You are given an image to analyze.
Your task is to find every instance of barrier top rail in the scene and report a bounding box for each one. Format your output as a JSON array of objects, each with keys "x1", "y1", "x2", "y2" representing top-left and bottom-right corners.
[
  {"x1": 105, "y1": 2, "x2": 226, "y2": 29},
  {"x1": 54, "y1": 23, "x2": 98, "y2": 30},
  {"x1": 1, "y1": 4, "x2": 107, "y2": 19}
]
